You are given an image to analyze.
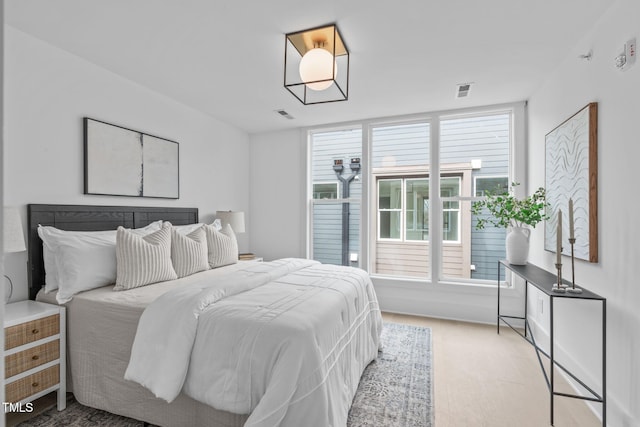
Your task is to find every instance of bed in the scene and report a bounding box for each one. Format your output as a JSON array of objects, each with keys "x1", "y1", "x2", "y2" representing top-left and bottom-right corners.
[{"x1": 28, "y1": 204, "x2": 382, "y2": 427}]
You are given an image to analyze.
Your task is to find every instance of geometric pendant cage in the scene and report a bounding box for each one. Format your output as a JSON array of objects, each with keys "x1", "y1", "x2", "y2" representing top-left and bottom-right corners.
[{"x1": 284, "y1": 23, "x2": 349, "y2": 105}]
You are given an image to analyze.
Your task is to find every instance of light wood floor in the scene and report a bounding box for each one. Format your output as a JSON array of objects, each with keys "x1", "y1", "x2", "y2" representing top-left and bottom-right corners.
[
  {"x1": 7, "y1": 313, "x2": 601, "y2": 427},
  {"x1": 383, "y1": 312, "x2": 601, "y2": 427}
]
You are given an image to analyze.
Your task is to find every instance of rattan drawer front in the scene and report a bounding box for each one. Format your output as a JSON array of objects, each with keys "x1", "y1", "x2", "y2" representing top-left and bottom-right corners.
[
  {"x1": 5, "y1": 365, "x2": 59, "y2": 403},
  {"x1": 5, "y1": 340, "x2": 60, "y2": 378},
  {"x1": 5, "y1": 315, "x2": 59, "y2": 350}
]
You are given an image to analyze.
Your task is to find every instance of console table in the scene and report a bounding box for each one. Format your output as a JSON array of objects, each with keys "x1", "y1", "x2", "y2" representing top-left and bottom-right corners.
[{"x1": 497, "y1": 260, "x2": 606, "y2": 426}]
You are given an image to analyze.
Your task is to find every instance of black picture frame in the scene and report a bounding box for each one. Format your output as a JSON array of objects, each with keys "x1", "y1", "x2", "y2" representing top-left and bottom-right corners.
[{"x1": 84, "y1": 118, "x2": 180, "y2": 199}]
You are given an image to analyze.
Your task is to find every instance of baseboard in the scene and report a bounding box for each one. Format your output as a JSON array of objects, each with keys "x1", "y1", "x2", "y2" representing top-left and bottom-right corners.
[{"x1": 373, "y1": 279, "x2": 525, "y2": 325}]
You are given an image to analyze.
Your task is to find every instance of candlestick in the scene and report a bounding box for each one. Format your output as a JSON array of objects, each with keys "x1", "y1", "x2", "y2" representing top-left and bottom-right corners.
[
  {"x1": 556, "y1": 209, "x2": 562, "y2": 264},
  {"x1": 567, "y1": 237, "x2": 583, "y2": 294},
  {"x1": 569, "y1": 198, "x2": 575, "y2": 240},
  {"x1": 552, "y1": 263, "x2": 566, "y2": 292}
]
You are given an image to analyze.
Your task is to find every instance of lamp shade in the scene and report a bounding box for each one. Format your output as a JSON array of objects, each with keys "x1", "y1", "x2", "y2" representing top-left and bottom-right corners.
[
  {"x1": 216, "y1": 211, "x2": 245, "y2": 233},
  {"x1": 4, "y1": 207, "x2": 26, "y2": 253}
]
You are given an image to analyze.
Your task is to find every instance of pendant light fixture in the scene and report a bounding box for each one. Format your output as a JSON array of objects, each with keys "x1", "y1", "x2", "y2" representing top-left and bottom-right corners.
[{"x1": 284, "y1": 24, "x2": 349, "y2": 105}]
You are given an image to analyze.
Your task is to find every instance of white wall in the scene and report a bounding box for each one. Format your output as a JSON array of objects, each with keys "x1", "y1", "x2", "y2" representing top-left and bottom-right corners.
[
  {"x1": 526, "y1": 0, "x2": 639, "y2": 424},
  {"x1": 3, "y1": 27, "x2": 250, "y2": 302},
  {"x1": 249, "y1": 129, "x2": 306, "y2": 261}
]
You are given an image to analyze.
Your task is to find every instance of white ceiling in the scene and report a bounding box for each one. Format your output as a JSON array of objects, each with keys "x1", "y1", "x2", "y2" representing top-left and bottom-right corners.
[{"x1": 6, "y1": 0, "x2": 614, "y2": 134}]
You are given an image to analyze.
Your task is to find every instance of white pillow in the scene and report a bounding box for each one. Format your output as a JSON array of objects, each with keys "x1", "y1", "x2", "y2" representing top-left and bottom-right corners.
[
  {"x1": 204, "y1": 223, "x2": 238, "y2": 268},
  {"x1": 39, "y1": 227, "x2": 112, "y2": 294},
  {"x1": 114, "y1": 223, "x2": 177, "y2": 290},
  {"x1": 54, "y1": 238, "x2": 116, "y2": 304},
  {"x1": 170, "y1": 224, "x2": 209, "y2": 278},
  {"x1": 38, "y1": 221, "x2": 162, "y2": 299}
]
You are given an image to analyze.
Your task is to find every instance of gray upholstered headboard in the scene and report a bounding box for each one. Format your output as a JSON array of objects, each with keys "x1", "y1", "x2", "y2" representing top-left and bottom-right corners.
[{"x1": 27, "y1": 204, "x2": 198, "y2": 300}]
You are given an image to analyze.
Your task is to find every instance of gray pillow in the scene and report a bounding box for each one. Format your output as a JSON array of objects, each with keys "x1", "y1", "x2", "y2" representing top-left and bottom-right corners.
[
  {"x1": 171, "y1": 225, "x2": 209, "y2": 278},
  {"x1": 204, "y1": 223, "x2": 238, "y2": 268}
]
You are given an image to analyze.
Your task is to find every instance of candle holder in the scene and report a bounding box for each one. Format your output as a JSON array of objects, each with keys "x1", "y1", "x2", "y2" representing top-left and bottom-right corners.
[
  {"x1": 567, "y1": 237, "x2": 583, "y2": 294},
  {"x1": 552, "y1": 263, "x2": 567, "y2": 292}
]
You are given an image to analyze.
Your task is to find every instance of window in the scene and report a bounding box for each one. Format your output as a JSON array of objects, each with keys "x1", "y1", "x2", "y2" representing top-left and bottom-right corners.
[
  {"x1": 440, "y1": 113, "x2": 511, "y2": 281},
  {"x1": 475, "y1": 176, "x2": 509, "y2": 196},
  {"x1": 313, "y1": 182, "x2": 339, "y2": 199},
  {"x1": 405, "y1": 178, "x2": 429, "y2": 241},
  {"x1": 307, "y1": 103, "x2": 522, "y2": 285},
  {"x1": 371, "y1": 122, "x2": 430, "y2": 278},
  {"x1": 309, "y1": 128, "x2": 362, "y2": 267},
  {"x1": 376, "y1": 177, "x2": 461, "y2": 243},
  {"x1": 378, "y1": 179, "x2": 402, "y2": 239},
  {"x1": 441, "y1": 177, "x2": 461, "y2": 242}
]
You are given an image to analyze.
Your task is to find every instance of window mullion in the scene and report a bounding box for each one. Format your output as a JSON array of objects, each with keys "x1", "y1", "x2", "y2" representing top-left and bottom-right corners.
[
  {"x1": 430, "y1": 117, "x2": 441, "y2": 284},
  {"x1": 401, "y1": 179, "x2": 406, "y2": 241},
  {"x1": 361, "y1": 123, "x2": 371, "y2": 273}
]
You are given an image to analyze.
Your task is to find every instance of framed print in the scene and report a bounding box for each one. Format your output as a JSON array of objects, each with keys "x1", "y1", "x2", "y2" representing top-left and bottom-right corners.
[
  {"x1": 84, "y1": 118, "x2": 180, "y2": 199},
  {"x1": 544, "y1": 103, "x2": 597, "y2": 262}
]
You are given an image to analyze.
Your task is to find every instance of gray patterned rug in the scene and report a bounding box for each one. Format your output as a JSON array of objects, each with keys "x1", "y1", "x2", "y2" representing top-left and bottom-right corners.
[
  {"x1": 18, "y1": 322, "x2": 433, "y2": 427},
  {"x1": 347, "y1": 323, "x2": 433, "y2": 427}
]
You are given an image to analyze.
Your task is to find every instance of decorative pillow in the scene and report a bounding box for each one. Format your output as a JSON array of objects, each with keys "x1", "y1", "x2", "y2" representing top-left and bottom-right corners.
[
  {"x1": 170, "y1": 224, "x2": 209, "y2": 278},
  {"x1": 172, "y1": 222, "x2": 205, "y2": 235},
  {"x1": 114, "y1": 223, "x2": 177, "y2": 291},
  {"x1": 37, "y1": 221, "x2": 163, "y2": 302},
  {"x1": 204, "y1": 223, "x2": 238, "y2": 268}
]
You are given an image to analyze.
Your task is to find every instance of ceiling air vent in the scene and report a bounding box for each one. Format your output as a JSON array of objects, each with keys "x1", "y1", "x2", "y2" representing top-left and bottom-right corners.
[
  {"x1": 456, "y1": 83, "x2": 473, "y2": 98},
  {"x1": 275, "y1": 109, "x2": 294, "y2": 120}
]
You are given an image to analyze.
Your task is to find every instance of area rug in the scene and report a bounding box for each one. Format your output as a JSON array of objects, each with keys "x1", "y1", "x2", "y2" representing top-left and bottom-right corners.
[
  {"x1": 18, "y1": 322, "x2": 433, "y2": 427},
  {"x1": 347, "y1": 322, "x2": 433, "y2": 427}
]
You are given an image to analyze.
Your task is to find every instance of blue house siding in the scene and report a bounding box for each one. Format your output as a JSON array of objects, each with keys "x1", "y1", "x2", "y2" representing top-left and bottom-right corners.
[{"x1": 372, "y1": 123, "x2": 429, "y2": 168}]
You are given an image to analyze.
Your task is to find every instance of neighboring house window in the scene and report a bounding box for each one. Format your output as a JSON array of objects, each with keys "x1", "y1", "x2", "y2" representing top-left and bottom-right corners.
[
  {"x1": 377, "y1": 176, "x2": 460, "y2": 243},
  {"x1": 378, "y1": 179, "x2": 403, "y2": 239},
  {"x1": 405, "y1": 178, "x2": 429, "y2": 241},
  {"x1": 441, "y1": 177, "x2": 461, "y2": 242},
  {"x1": 475, "y1": 176, "x2": 509, "y2": 196},
  {"x1": 313, "y1": 182, "x2": 339, "y2": 199}
]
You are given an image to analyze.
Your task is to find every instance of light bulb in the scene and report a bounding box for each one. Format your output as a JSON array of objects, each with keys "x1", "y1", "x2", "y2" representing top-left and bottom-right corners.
[{"x1": 299, "y1": 48, "x2": 336, "y2": 91}]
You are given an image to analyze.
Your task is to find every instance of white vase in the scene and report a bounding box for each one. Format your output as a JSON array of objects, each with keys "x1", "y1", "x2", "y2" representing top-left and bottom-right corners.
[{"x1": 506, "y1": 226, "x2": 530, "y2": 265}]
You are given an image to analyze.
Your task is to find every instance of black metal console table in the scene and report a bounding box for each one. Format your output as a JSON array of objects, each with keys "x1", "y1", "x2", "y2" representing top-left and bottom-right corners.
[{"x1": 497, "y1": 260, "x2": 606, "y2": 426}]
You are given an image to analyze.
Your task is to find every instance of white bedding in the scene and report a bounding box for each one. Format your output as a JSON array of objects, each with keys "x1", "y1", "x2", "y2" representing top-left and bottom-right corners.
[
  {"x1": 126, "y1": 258, "x2": 382, "y2": 427},
  {"x1": 37, "y1": 261, "x2": 254, "y2": 427}
]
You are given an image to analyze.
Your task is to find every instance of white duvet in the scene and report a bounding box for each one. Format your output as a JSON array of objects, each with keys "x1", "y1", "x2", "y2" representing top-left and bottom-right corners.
[{"x1": 125, "y1": 258, "x2": 382, "y2": 427}]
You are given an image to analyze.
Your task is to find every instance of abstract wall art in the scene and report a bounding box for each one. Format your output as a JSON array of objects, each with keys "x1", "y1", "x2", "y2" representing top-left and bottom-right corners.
[
  {"x1": 545, "y1": 103, "x2": 598, "y2": 262},
  {"x1": 84, "y1": 118, "x2": 179, "y2": 199}
]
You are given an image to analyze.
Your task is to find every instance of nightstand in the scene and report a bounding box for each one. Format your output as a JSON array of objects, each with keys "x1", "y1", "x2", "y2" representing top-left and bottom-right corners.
[
  {"x1": 238, "y1": 253, "x2": 263, "y2": 262},
  {"x1": 4, "y1": 301, "x2": 66, "y2": 412}
]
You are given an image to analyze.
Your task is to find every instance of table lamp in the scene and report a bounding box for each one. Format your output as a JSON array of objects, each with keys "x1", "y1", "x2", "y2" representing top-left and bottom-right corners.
[{"x1": 4, "y1": 207, "x2": 27, "y2": 302}]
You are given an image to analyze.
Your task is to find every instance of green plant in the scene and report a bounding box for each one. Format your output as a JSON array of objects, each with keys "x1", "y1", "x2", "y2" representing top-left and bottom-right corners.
[{"x1": 471, "y1": 183, "x2": 549, "y2": 229}]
